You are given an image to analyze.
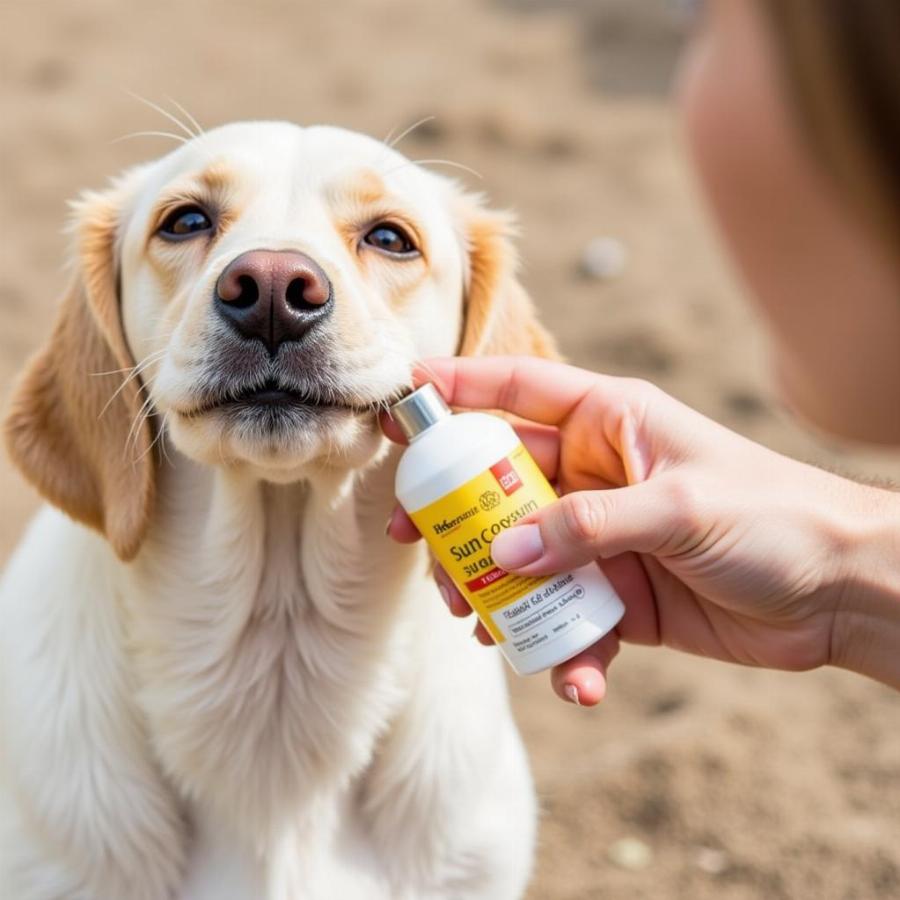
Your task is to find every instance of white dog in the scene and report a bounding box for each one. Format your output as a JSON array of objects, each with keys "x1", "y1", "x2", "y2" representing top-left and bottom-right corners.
[{"x1": 0, "y1": 122, "x2": 557, "y2": 899}]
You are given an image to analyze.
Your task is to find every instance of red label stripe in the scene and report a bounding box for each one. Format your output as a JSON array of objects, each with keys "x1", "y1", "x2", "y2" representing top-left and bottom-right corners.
[{"x1": 465, "y1": 566, "x2": 509, "y2": 592}]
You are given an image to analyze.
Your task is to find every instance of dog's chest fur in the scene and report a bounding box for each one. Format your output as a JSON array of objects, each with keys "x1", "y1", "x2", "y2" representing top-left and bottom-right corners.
[{"x1": 123, "y1": 455, "x2": 419, "y2": 841}]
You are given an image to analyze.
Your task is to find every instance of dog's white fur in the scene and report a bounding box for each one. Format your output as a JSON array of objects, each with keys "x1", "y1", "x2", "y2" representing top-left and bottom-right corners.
[{"x1": 0, "y1": 123, "x2": 554, "y2": 899}]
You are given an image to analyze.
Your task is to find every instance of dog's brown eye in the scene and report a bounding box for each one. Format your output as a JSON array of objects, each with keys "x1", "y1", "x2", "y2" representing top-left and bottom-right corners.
[
  {"x1": 362, "y1": 224, "x2": 417, "y2": 256},
  {"x1": 159, "y1": 205, "x2": 213, "y2": 240}
]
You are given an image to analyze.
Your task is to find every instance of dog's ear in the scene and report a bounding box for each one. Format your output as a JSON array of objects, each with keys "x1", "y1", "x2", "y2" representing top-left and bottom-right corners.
[
  {"x1": 3, "y1": 186, "x2": 155, "y2": 561},
  {"x1": 456, "y1": 195, "x2": 559, "y2": 360}
]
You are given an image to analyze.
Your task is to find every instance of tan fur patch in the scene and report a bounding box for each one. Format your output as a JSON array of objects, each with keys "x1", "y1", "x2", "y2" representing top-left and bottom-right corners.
[
  {"x1": 198, "y1": 161, "x2": 238, "y2": 195},
  {"x1": 3, "y1": 189, "x2": 155, "y2": 560},
  {"x1": 331, "y1": 167, "x2": 388, "y2": 208},
  {"x1": 457, "y1": 200, "x2": 559, "y2": 360}
]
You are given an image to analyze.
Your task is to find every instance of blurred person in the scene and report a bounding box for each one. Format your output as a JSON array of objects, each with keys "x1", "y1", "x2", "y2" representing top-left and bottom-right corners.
[{"x1": 385, "y1": 0, "x2": 900, "y2": 703}]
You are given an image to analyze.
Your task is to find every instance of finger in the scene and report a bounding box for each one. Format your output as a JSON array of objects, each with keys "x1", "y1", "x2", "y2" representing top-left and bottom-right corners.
[
  {"x1": 490, "y1": 480, "x2": 684, "y2": 576},
  {"x1": 510, "y1": 420, "x2": 560, "y2": 482},
  {"x1": 550, "y1": 631, "x2": 620, "y2": 706},
  {"x1": 433, "y1": 566, "x2": 473, "y2": 617},
  {"x1": 598, "y1": 552, "x2": 661, "y2": 647},
  {"x1": 386, "y1": 506, "x2": 422, "y2": 543},
  {"x1": 380, "y1": 409, "x2": 409, "y2": 445},
  {"x1": 412, "y1": 356, "x2": 604, "y2": 427},
  {"x1": 473, "y1": 619, "x2": 495, "y2": 645}
]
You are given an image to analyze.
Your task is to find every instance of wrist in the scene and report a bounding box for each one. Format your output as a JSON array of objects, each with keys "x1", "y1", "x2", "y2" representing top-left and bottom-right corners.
[{"x1": 829, "y1": 483, "x2": 900, "y2": 689}]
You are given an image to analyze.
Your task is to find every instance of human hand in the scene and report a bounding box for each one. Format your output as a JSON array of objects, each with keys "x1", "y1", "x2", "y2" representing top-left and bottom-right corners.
[{"x1": 384, "y1": 357, "x2": 900, "y2": 704}]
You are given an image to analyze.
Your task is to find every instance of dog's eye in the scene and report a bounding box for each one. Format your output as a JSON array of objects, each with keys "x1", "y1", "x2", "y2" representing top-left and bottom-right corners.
[
  {"x1": 158, "y1": 205, "x2": 214, "y2": 240},
  {"x1": 362, "y1": 224, "x2": 418, "y2": 256}
]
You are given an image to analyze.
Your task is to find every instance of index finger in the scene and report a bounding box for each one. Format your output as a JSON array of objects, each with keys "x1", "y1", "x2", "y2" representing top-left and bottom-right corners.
[{"x1": 414, "y1": 356, "x2": 603, "y2": 427}]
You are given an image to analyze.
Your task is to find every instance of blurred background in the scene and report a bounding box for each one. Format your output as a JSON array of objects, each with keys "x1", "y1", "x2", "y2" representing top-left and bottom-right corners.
[{"x1": 1, "y1": 1, "x2": 898, "y2": 897}]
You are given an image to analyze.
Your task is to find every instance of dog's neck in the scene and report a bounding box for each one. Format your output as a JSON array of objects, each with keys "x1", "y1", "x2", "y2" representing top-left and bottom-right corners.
[{"x1": 122, "y1": 440, "x2": 426, "y2": 844}]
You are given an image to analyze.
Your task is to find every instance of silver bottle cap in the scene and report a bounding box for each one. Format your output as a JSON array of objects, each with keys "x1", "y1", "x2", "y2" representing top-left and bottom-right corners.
[{"x1": 390, "y1": 383, "x2": 451, "y2": 440}]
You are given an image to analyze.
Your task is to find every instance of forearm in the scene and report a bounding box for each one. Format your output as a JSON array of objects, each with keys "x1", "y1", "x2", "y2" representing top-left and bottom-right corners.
[{"x1": 830, "y1": 484, "x2": 900, "y2": 690}]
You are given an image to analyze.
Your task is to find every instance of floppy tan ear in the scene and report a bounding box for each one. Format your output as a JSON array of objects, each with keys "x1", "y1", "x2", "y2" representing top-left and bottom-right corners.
[
  {"x1": 456, "y1": 196, "x2": 559, "y2": 360},
  {"x1": 3, "y1": 188, "x2": 155, "y2": 561}
]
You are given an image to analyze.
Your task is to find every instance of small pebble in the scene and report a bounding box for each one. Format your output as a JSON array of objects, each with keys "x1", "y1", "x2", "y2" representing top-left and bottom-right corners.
[
  {"x1": 694, "y1": 846, "x2": 729, "y2": 875},
  {"x1": 579, "y1": 237, "x2": 628, "y2": 281},
  {"x1": 607, "y1": 836, "x2": 653, "y2": 870}
]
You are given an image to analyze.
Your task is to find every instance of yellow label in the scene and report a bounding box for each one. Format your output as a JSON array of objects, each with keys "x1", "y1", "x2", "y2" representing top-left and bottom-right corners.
[{"x1": 409, "y1": 443, "x2": 558, "y2": 642}]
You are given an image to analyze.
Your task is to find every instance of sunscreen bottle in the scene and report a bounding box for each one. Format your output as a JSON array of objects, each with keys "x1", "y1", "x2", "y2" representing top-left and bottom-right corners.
[{"x1": 392, "y1": 383, "x2": 625, "y2": 675}]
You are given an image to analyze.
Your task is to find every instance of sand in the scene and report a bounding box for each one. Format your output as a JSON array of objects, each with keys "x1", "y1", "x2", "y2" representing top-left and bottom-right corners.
[{"x1": 1, "y1": 0, "x2": 898, "y2": 897}]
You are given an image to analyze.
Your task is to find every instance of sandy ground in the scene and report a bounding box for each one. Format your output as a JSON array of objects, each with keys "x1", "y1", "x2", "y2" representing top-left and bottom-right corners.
[{"x1": 1, "y1": 1, "x2": 898, "y2": 897}]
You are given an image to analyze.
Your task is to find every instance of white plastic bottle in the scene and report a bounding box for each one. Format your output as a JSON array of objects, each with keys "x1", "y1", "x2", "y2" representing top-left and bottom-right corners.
[{"x1": 392, "y1": 383, "x2": 625, "y2": 676}]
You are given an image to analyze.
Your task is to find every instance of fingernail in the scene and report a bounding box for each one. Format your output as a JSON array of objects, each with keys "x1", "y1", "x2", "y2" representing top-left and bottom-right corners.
[
  {"x1": 384, "y1": 514, "x2": 394, "y2": 536},
  {"x1": 438, "y1": 583, "x2": 452, "y2": 609},
  {"x1": 563, "y1": 683, "x2": 581, "y2": 706},
  {"x1": 492, "y1": 524, "x2": 544, "y2": 569}
]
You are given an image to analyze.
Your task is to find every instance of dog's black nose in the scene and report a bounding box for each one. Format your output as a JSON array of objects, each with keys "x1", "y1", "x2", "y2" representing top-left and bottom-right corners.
[{"x1": 215, "y1": 250, "x2": 333, "y2": 354}]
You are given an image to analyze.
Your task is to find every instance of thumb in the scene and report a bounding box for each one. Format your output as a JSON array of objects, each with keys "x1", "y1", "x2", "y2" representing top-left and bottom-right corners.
[{"x1": 491, "y1": 481, "x2": 686, "y2": 574}]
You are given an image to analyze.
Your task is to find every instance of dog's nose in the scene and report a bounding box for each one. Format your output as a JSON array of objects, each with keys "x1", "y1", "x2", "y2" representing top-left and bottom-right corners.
[{"x1": 215, "y1": 250, "x2": 333, "y2": 354}]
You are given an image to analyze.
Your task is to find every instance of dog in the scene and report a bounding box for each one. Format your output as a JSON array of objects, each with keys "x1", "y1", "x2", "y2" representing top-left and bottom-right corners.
[{"x1": 0, "y1": 121, "x2": 556, "y2": 899}]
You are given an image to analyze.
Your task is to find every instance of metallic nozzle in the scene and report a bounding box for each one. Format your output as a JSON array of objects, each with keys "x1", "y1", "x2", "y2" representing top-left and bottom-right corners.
[{"x1": 390, "y1": 383, "x2": 451, "y2": 440}]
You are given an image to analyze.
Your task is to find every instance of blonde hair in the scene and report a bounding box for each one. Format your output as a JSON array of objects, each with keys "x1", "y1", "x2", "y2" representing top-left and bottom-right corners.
[{"x1": 761, "y1": 1, "x2": 900, "y2": 254}]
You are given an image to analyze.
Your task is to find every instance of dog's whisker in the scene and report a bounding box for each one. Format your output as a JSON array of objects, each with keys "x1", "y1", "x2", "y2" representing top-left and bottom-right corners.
[
  {"x1": 97, "y1": 350, "x2": 167, "y2": 419},
  {"x1": 134, "y1": 424, "x2": 160, "y2": 464},
  {"x1": 123, "y1": 90, "x2": 199, "y2": 140},
  {"x1": 164, "y1": 95, "x2": 204, "y2": 138},
  {"x1": 136, "y1": 407, "x2": 171, "y2": 465},
  {"x1": 136, "y1": 324, "x2": 178, "y2": 347},
  {"x1": 90, "y1": 365, "x2": 142, "y2": 377},
  {"x1": 114, "y1": 349, "x2": 166, "y2": 380},
  {"x1": 128, "y1": 389, "x2": 156, "y2": 438},
  {"x1": 411, "y1": 158, "x2": 483, "y2": 179},
  {"x1": 125, "y1": 380, "x2": 153, "y2": 450},
  {"x1": 111, "y1": 131, "x2": 191, "y2": 146},
  {"x1": 381, "y1": 122, "x2": 399, "y2": 147},
  {"x1": 92, "y1": 346, "x2": 167, "y2": 380},
  {"x1": 124, "y1": 390, "x2": 158, "y2": 460},
  {"x1": 386, "y1": 115, "x2": 436, "y2": 150},
  {"x1": 130, "y1": 416, "x2": 155, "y2": 462},
  {"x1": 159, "y1": 412, "x2": 176, "y2": 468},
  {"x1": 383, "y1": 158, "x2": 483, "y2": 180}
]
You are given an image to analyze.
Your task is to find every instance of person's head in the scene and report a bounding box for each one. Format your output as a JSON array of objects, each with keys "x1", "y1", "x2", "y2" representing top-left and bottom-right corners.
[{"x1": 677, "y1": 0, "x2": 900, "y2": 444}]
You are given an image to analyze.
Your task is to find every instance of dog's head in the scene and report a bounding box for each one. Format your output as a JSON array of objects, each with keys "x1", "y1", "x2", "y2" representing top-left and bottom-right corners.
[{"x1": 4, "y1": 122, "x2": 555, "y2": 560}]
